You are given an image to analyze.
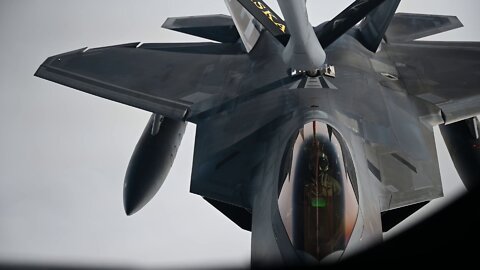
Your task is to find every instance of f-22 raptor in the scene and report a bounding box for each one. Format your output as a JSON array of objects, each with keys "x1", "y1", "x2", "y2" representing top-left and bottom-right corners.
[{"x1": 35, "y1": 0, "x2": 480, "y2": 265}]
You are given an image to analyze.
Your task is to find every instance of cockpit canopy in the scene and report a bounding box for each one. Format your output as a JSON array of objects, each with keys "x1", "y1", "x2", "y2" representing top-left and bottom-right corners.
[{"x1": 278, "y1": 121, "x2": 358, "y2": 263}]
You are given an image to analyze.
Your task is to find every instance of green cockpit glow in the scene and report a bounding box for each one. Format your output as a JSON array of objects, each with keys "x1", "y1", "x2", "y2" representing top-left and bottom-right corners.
[{"x1": 311, "y1": 197, "x2": 327, "y2": 208}]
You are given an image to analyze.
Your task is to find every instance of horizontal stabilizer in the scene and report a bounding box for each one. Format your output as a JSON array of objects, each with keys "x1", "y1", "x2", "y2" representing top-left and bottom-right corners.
[
  {"x1": 386, "y1": 13, "x2": 463, "y2": 42},
  {"x1": 162, "y1": 14, "x2": 240, "y2": 43}
]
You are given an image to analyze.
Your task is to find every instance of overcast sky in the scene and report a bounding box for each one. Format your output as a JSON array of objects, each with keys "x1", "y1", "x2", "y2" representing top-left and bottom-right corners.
[{"x1": 0, "y1": 0, "x2": 478, "y2": 268}]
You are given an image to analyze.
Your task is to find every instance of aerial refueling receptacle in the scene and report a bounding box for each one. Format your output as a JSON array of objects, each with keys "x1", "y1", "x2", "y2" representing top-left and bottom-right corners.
[{"x1": 123, "y1": 114, "x2": 187, "y2": 215}]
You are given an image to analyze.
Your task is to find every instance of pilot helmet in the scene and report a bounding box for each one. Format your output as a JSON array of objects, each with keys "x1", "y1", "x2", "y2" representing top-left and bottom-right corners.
[{"x1": 318, "y1": 152, "x2": 329, "y2": 172}]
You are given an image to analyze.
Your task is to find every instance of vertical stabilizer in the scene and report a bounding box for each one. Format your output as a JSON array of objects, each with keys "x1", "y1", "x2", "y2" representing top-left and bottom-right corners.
[
  {"x1": 358, "y1": 0, "x2": 401, "y2": 52},
  {"x1": 224, "y1": 0, "x2": 262, "y2": 52}
]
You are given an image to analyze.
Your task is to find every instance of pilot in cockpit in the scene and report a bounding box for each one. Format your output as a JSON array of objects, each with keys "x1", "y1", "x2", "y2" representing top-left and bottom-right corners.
[{"x1": 306, "y1": 149, "x2": 341, "y2": 208}]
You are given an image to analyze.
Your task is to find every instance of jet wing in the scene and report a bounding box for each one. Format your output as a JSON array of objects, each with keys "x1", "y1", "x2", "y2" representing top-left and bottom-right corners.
[
  {"x1": 319, "y1": 71, "x2": 445, "y2": 211},
  {"x1": 190, "y1": 86, "x2": 294, "y2": 210},
  {"x1": 385, "y1": 13, "x2": 463, "y2": 43},
  {"x1": 35, "y1": 42, "x2": 248, "y2": 121},
  {"x1": 386, "y1": 41, "x2": 480, "y2": 124}
]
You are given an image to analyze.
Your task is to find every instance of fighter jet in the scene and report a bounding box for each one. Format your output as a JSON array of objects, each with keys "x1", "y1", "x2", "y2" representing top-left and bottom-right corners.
[{"x1": 35, "y1": 0, "x2": 480, "y2": 266}]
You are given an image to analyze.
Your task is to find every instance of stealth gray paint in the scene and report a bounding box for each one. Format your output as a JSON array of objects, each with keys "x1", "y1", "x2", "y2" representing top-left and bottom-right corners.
[{"x1": 0, "y1": 0, "x2": 478, "y2": 268}]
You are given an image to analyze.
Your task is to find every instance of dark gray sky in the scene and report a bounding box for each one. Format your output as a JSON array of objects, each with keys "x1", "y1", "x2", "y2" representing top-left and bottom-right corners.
[{"x1": 0, "y1": 0, "x2": 478, "y2": 268}]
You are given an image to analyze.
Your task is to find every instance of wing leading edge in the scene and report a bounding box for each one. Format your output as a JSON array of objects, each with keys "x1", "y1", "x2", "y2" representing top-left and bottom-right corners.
[
  {"x1": 35, "y1": 42, "x2": 249, "y2": 121},
  {"x1": 386, "y1": 13, "x2": 464, "y2": 43},
  {"x1": 386, "y1": 41, "x2": 480, "y2": 124}
]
